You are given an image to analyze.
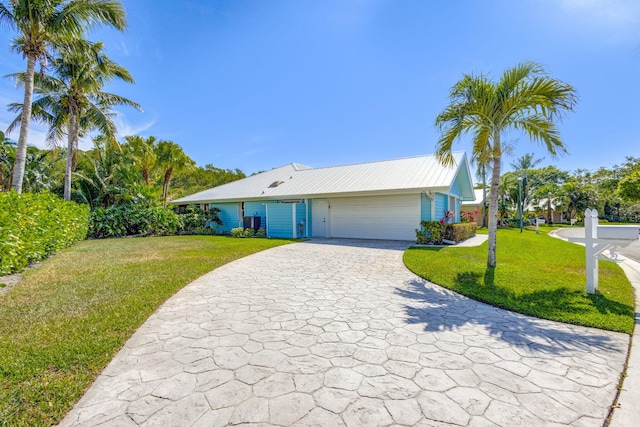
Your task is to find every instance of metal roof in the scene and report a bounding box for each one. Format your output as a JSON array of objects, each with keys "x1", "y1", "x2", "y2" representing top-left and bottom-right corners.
[
  {"x1": 172, "y1": 152, "x2": 473, "y2": 204},
  {"x1": 461, "y1": 189, "x2": 486, "y2": 206}
]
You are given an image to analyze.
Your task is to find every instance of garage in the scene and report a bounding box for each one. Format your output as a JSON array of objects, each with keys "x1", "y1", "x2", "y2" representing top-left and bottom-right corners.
[{"x1": 328, "y1": 194, "x2": 420, "y2": 240}]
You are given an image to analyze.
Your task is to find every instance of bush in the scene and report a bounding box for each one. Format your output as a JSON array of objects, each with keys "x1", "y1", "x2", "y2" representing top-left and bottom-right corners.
[
  {"x1": 416, "y1": 221, "x2": 445, "y2": 244},
  {"x1": 231, "y1": 227, "x2": 267, "y2": 238},
  {"x1": 88, "y1": 203, "x2": 183, "y2": 238},
  {"x1": 178, "y1": 205, "x2": 222, "y2": 235},
  {"x1": 445, "y1": 222, "x2": 477, "y2": 242},
  {"x1": 0, "y1": 191, "x2": 89, "y2": 275},
  {"x1": 231, "y1": 227, "x2": 244, "y2": 238},
  {"x1": 415, "y1": 220, "x2": 477, "y2": 245}
]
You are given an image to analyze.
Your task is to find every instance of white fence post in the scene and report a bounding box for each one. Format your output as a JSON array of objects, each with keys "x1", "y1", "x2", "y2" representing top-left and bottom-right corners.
[{"x1": 585, "y1": 208, "x2": 598, "y2": 294}]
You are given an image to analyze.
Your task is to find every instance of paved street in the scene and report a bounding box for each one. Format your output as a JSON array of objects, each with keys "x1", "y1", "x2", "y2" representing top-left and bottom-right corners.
[
  {"x1": 60, "y1": 239, "x2": 628, "y2": 426},
  {"x1": 555, "y1": 227, "x2": 640, "y2": 263}
]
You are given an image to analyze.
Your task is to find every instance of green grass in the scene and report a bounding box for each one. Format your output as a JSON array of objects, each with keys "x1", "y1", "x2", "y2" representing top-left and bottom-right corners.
[
  {"x1": 404, "y1": 228, "x2": 634, "y2": 334},
  {"x1": 0, "y1": 236, "x2": 290, "y2": 427}
]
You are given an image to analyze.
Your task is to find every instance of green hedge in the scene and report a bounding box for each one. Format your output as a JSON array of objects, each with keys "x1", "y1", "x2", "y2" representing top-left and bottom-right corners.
[
  {"x1": 415, "y1": 220, "x2": 477, "y2": 244},
  {"x1": 445, "y1": 222, "x2": 477, "y2": 242},
  {"x1": 0, "y1": 191, "x2": 89, "y2": 275}
]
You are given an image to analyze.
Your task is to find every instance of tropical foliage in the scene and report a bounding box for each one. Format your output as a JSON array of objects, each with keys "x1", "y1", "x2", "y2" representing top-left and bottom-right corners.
[
  {"x1": 492, "y1": 154, "x2": 640, "y2": 225},
  {"x1": 0, "y1": 191, "x2": 88, "y2": 275},
  {"x1": 8, "y1": 39, "x2": 142, "y2": 200},
  {"x1": 435, "y1": 61, "x2": 578, "y2": 267},
  {"x1": 0, "y1": 0, "x2": 128, "y2": 194}
]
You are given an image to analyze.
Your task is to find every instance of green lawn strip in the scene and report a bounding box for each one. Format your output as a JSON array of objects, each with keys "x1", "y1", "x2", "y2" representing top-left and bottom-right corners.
[
  {"x1": 0, "y1": 236, "x2": 290, "y2": 427},
  {"x1": 404, "y1": 228, "x2": 634, "y2": 334}
]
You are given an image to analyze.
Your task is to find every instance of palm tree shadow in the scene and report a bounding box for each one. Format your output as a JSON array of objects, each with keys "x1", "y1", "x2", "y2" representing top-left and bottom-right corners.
[{"x1": 397, "y1": 274, "x2": 628, "y2": 355}]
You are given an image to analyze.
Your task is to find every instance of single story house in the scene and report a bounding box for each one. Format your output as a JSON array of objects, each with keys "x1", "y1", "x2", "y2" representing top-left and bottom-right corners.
[
  {"x1": 461, "y1": 188, "x2": 486, "y2": 226},
  {"x1": 172, "y1": 151, "x2": 475, "y2": 240}
]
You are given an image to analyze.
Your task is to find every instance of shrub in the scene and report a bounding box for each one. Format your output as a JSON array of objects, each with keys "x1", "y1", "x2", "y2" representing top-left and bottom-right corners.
[
  {"x1": 178, "y1": 205, "x2": 222, "y2": 235},
  {"x1": 243, "y1": 228, "x2": 255, "y2": 238},
  {"x1": 444, "y1": 222, "x2": 477, "y2": 242},
  {"x1": 415, "y1": 220, "x2": 477, "y2": 245},
  {"x1": 256, "y1": 228, "x2": 266, "y2": 238},
  {"x1": 0, "y1": 191, "x2": 89, "y2": 275},
  {"x1": 231, "y1": 227, "x2": 244, "y2": 238},
  {"x1": 461, "y1": 211, "x2": 477, "y2": 223},
  {"x1": 416, "y1": 221, "x2": 446, "y2": 244},
  {"x1": 87, "y1": 203, "x2": 183, "y2": 238}
]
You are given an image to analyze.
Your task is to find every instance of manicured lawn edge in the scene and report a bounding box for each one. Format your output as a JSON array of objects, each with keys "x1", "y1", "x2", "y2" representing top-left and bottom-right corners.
[
  {"x1": 403, "y1": 228, "x2": 634, "y2": 334},
  {"x1": 0, "y1": 236, "x2": 291, "y2": 426}
]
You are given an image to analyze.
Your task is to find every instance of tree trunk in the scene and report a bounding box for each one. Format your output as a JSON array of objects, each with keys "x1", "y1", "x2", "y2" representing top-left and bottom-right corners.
[
  {"x1": 487, "y1": 133, "x2": 502, "y2": 268},
  {"x1": 11, "y1": 55, "x2": 37, "y2": 194},
  {"x1": 64, "y1": 111, "x2": 76, "y2": 201},
  {"x1": 162, "y1": 167, "x2": 173, "y2": 205},
  {"x1": 481, "y1": 164, "x2": 487, "y2": 227}
]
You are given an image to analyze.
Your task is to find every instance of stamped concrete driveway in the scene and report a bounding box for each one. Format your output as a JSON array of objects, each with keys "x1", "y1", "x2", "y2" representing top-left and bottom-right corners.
[{"x1": 61, "y1": 240, "x2": 629, "y2": 427}]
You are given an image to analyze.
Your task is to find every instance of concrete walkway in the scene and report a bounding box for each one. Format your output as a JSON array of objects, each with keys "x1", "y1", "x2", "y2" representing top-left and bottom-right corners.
[{"x1": 61, "y1": 239, "x2": 628, "y2": 427}]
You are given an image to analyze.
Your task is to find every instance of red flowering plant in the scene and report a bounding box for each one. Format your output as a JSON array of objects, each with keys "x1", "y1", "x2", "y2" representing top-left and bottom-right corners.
[{"x1": 440, "y1": 210, "x2": 455, "y2": 225}]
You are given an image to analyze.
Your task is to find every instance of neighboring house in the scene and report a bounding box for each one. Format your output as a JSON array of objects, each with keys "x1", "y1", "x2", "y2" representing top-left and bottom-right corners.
[
  {"x1": 531, "y1": 198, "x2": 568, "y2": 224},
  {"x1": 461, "y1": 188, "x2": 486, "y2": 226},
  {"x1": 172, "y1": 152, "x2": 475, "y2": 240}
]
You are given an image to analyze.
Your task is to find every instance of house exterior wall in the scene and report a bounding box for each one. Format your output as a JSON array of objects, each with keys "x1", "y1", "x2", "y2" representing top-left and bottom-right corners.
[
  {"x1": 435, "y1": 193, "x2": 447, "y2": 221},
  {"x1": 420, "y1": 195, "x2": 432, "y2": 222},
  {"x1": 212, "y1": 202, "x2": 240, "y2": 233},
  {"x1": 462, "y1": 204, "x2": 484, "y2": 226},
  {"x1": 266, "y1": 204, "x2": 294, "y2": 238}
]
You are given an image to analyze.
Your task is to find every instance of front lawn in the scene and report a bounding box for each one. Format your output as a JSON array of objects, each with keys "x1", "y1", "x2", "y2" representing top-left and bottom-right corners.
[
  {"x1": 0, "y1": 236, "x2": 290, "y2": 426},
  {"x1": 404, "y1": 228, "x2": 634, "y2": 334}
]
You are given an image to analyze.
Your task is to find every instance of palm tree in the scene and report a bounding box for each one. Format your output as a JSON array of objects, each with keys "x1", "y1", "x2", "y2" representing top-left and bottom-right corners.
[
  {"x1": 155, "y1": 140, "x2": 195, "y2": 203},
  {"x1": 435, "y1": 61, "x2": 577, "y2": 267},
  {"x1": 123, "y1": 135, "x2": 158, "y2": 186},
  {"x1": 0, "y1": 0, "x2": 126, "y2": 194},
  {"x1": 9, "y1": 39, "x2": 141, "y2": 200}
]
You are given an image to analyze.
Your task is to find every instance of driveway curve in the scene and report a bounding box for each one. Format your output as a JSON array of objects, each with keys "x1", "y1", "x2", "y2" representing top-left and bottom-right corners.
[{"x1": 61, "y1": 239, "x2": 628, "y2": 427}]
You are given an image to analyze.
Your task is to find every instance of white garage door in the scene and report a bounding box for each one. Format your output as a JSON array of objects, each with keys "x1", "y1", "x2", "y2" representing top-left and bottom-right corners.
[{"x1": 329, "y1": 194, "x2": 420, "y2": 240}]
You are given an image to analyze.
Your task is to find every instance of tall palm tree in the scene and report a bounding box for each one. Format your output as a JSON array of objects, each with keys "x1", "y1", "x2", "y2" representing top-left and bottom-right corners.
[
  {"x1": 435, "y1": 61, "x2": 577, "y2": 267},
  {"x1": 155, "y1": 140, "x2": 195, "y2": 203},
  {"x1": 0, "y1": 0, "x2": 126, "y2": 194},
  {"x1": 9, "y1": 39, "x2": 141, "y2": 200}
]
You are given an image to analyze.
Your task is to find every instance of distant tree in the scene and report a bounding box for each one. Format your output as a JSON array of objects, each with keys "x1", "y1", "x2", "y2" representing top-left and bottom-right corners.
[
  {"x1": 618, "y1": 171, "x2": 640, "y2": 202},
  {"x1": 530, "y1": 166, "x2": 570, "y2": 224},
  {"x1": 563, "y1": 178, "x2": 595, "y2": 221},
  {"x1": 155, "y1": 140, "x2": 195, "y2": 203},
  {"x1": 171, "y1": 165, "x2": 246, "y2": 197},
  {"x1": 0, "y1": 0, "x2": 127, "y2": 194},
  {"x1": 435, "y1": 61, "x2": 577, "y2": 267},
  {"x1": 123, "y1": 135, "x2": 158, "y2": 185}
]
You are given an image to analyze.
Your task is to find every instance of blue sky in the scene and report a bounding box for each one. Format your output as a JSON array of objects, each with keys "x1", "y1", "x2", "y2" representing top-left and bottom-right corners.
[{"x1": 1, "y1": 0, "x2": 639, "y2": 177}]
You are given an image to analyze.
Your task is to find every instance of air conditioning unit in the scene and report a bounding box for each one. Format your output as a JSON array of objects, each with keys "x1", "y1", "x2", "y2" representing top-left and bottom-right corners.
[{"x1": 243, "y1": 216, "x2": 262, "y2": 231}]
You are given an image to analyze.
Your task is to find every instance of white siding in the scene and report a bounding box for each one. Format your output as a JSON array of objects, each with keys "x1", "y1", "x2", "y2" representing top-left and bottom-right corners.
[{"x1": 328, "y1": 195, "x2": 419, "y2": 241}]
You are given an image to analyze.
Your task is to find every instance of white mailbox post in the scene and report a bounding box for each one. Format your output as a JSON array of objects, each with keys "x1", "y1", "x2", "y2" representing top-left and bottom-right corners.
[{"x1": 569, "y1": 209, "x2": 639, "y2": 294}]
